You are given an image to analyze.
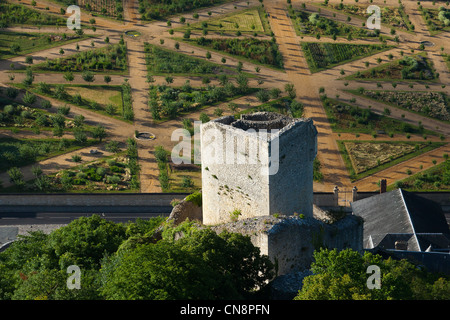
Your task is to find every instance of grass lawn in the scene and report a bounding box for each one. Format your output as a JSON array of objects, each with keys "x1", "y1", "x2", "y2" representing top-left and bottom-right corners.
[
  {"x1": 20, "y1": 84, "x2": 129, "y2": 123},
  {"x1": 0, "y1": 137, "x2": 98, "y2": 173},
  {"x1": 300, "y1": 42, "x2": 394, "y2": 73},
  {"x1": 167, "y1": 162, "x2": 201, "y2": 193},
  {"x1": 154, "y1": 145, "x2": 201, "y2": 193},
  {"x1": 0, "y1": 31, "x2": 91, "y2": 60},
  {"x1": 177, "y1": 6, "x2": 270, "y2": 35},
  {"x1": 64, "y1": 85, "x2": 123, "y2": 108},
  {"x1": 338, "y1": 140, "x2": 446, "y2": 181}
]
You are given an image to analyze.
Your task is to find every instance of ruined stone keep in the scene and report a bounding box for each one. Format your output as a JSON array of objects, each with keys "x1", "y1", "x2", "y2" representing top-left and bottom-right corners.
[{"x1": 200, "y1": 112, "x2": 318, "y2": 225}]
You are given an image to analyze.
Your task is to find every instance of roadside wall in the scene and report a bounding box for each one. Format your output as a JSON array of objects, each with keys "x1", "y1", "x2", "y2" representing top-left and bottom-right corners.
[{"x1": 0, "y1": 193, "x2": 189, "y2": 208}]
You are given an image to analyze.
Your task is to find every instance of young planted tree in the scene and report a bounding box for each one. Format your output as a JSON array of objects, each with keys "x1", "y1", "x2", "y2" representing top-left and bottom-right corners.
[
  {"x1": 64, "y1": 71, "x2": 74, "y2": 83},
  {"x1": 284, "y1": 83, "x2": 297, "y2": 99},
  {"x1": 7, "y1": 167, "x2": 25, "y2": 189},
  {"x1": 82, "y1": 71, "x2": 95, "y2": 84},
  {"x1": 22, "y1": 92, "x2": 37, "y2": 106},
  {"x1": 92, "y1": 125, "x2": 107, "y2": 142}
]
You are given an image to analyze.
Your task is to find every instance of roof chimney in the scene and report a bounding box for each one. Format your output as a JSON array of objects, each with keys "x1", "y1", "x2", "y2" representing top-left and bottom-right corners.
[
  {"x1": 380, "y1": 179, "x2": 387, "y2": 193},
  {"x1": 394, "y1": 240, "x2": 408, "y2": 250}
]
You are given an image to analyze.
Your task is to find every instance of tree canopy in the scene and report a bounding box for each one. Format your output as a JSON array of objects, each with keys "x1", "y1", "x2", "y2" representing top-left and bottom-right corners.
[
  {"x1": 0, "y1": 216, "x2": 274, "y2": 300},
  {"x1": 295, "y1": 248, "x2": 450, "y2": 300}
]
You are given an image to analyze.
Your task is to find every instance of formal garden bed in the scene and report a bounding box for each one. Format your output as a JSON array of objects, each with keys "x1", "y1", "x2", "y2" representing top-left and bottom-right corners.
[
  {"x1": 343, "y1": 53, "x2": 439, "y2": 82},
  {"x1": 0, "y1": 31, "x2": 91, "y2": 60},
  {"x1": 322, "y1": 96, "x2": 437, "y2": 136},
  {"x1": 175, "y1": 6, "x2": 271, "y2": 35},
  {"x1": 235, "y1": 94, "x2": 303, "y2": 118},
  {"x1": 137, "y1": 0, "x2": 234, "y2": 21},
  {"x1": 144, "y1": 43, "x2": 237, "y2": 77},
  {"x1": 19, "y1": 81, "x2": 132, "y2": 123},
  {"x1": 45, "y1": 155, "x2": 140, "y2": 193},
  {"x1": 0, "y1": 92, "x2": 106, "y2": 136},
  {"x1": 148, "y1": 77, "x2": 257, "y2": 121},
  {"x1": 346, "y1": 90, "x2": 450, "y2": 123},
  {"x1": 388, "y1": 159, "x2": 450, "y2": 192},
  {"x1": 0, "y1": 139, "x2": 140, "y2": 192},
  {"x1": 0, "y1": 136, "x2": 98, "y2": 175},
  {"x1": 338, "y1": 140, "x2": 446, "y2": 181},
  {"x1": 29, "y1": 42, "x2": 128, "y2": 74},
  {"x1": 290, "y1": 8, "x2": 381, "y2": 39},
  {"x1": 315, "y1": 1, "x2": 415, "y2": 32},
  {"x1": 0, "y1": 96, "x2": 67, "y2": 131},
  {"x1": 419, "y1": 5, "x2": 450, "y2": 35},
  {"x1": 182, "y1": 37, "x2": 284, "y2": 70},
  {"x1": 301, "y1": 42, "x2": 393, "y2": 73},
  {"x1": 0, "y1": 0, "x2": 66, "y2": 27},
  {"x1": 47, "y1": 0, "x2": 125, "y2": 20},
  {"x1": 154, "y1": 145, "x2": 200, "y2": 193}
]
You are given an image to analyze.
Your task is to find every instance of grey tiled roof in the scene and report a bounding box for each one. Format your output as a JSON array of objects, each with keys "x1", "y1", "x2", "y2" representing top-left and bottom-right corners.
[{"x1": 351, "y1": 189, "x2": 450, "y2": 251}]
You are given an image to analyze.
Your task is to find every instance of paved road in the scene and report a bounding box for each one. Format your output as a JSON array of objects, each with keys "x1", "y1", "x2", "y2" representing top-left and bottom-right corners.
[{"x1": 0, "y1": 205, "x2": 172, "y2": 225}]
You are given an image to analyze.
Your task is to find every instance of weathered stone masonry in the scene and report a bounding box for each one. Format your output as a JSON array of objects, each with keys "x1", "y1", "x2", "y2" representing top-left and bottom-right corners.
[{"x1": 200, "y1": 112, "x2": 318, "y2": 225}]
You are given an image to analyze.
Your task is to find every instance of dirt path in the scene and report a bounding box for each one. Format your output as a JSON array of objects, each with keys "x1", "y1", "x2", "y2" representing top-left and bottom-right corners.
[
  {"x1": 125, "y1": 35, "x2": 162, "y2": 193},
  {"x1": 265, "y1": 0, "x2": 353, "y2": 192}
]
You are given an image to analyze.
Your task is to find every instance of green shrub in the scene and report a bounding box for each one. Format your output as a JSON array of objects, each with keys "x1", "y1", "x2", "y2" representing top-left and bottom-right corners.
[
  {"x1": 76, "y1": 172, "x2": 87, "y2": 179},
  {"x1": 110, "y1": 165, "x2": 125, "y2": 173},
  {"x1": 96, "y1": 167, "x2": 107, "y2": 177},
  {"x1": 106, "y1": 175, "x2": 121, "y2": 184},
  {"x1": 72, "y1": 178, "x2": 87, "y2": 185},
  {"x1": 71, "y1": 154, "x2": 82, "y2": 162},
  {"x1": 154, "y1": 145, "x2": 168, "y2": 163},
  {"x1": 230, "y1": 209, "x2": 241, "y2": 222},
  {"x1": 185, "y1": 191, "x2": 202, "y2": 207}
]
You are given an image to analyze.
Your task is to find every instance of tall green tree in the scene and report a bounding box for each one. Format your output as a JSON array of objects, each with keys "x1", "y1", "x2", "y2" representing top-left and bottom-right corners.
[
  {"x1": 100, "y1": 223, "x2": 274, "y2": 299},
  {"x1": 295, "y1": 248, "x2": 450, "y2": 300},
  {"x1": 48, "y1": 215, "x2": 127, "y2": 270}
]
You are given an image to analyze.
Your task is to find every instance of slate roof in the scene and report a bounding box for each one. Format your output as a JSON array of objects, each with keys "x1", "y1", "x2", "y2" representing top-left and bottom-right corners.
[{"x1": 351, "y1": 189, "x2": 450, "y2": 252}]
